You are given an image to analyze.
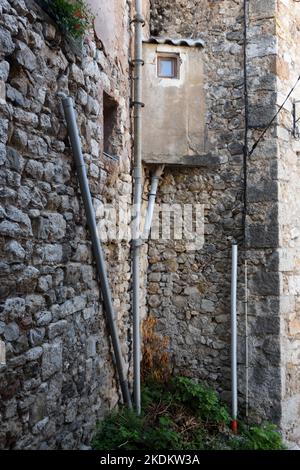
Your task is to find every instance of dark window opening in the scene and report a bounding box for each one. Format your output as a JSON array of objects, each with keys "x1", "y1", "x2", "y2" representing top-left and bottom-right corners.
[
  {"x1": 157, "y1": 54, "x2": 179, "y2": 79},
  {"x1": 103, "y1": 92, "x2": 119, "y2": 159}
]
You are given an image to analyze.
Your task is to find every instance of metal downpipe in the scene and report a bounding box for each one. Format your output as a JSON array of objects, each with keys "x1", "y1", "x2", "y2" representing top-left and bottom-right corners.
[
  {"x1": 61, "y1": 96, "x2": 132, "y2": 408},
  {"x1": 132, "y1": 0, "x2": 144, "y2": 415},
  {"x1": 231, "y1": 241, "x2": 238, "y2": 433}
]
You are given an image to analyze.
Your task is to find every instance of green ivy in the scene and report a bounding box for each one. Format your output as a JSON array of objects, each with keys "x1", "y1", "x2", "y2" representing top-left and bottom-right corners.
[{"x1": 44, "y1": 0, "x2": 94, "y2": 39}]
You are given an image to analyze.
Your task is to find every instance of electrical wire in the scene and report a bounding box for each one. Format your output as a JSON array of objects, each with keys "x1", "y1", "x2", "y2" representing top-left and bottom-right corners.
[
  {"x1": 243, "y1": 0, "x2": 249, "y2": 247},
  {"x1": 248, "y1": 75, "x2": 300, "y2": 158}
]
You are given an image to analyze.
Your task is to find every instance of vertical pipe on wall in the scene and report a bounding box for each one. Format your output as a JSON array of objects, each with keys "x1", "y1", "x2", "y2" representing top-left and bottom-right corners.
[
  {"x1": 61, "y1": 96, "x2": 132, "y2": 408},
  {"x1": 231, "y1": 242, "x2": 238, "y2": 433},
  {"x1": 245, "y1": 260, "x2": 249, "y2": 419},
  {"x1": 132, "y1": 0, "x2": 144, "y2": 414},
  {"x1": 142, "y1": 165, "x2": 165, "y2": 240}
]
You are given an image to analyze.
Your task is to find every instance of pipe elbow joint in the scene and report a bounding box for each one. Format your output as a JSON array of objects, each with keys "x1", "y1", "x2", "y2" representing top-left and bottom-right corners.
[{"x1": 57, "y1": 91, "x2": 69, "y2": 100}]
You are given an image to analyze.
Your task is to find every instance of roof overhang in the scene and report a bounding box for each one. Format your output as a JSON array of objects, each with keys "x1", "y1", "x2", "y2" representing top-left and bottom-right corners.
[{"x1": 143, "y1": 37, "x2": 205, "y2": 48}]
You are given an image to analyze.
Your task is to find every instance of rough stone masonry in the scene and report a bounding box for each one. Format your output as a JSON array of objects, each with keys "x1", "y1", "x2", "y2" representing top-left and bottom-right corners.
[
  {"x1": 148, "y1": 0, "x2": 300, "y2": 446},
  {"x1": 0, "y1": 0, "x2": 133, "y2": 449},
  {"x1": 1, "y1": 0, "x2": 300, "y2": 450}
]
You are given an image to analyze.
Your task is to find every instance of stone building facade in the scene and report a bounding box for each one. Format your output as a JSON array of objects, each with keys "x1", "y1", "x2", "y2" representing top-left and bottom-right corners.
[
  {"x1": 146, "y1": 0, "x2": 300, "y2": 446},
  {"x1": 0, "y1": 0, "x2": 134, "y2": 449},
  {"x1": 1, "y1": 0, "x2": 300, "y2": 450}
]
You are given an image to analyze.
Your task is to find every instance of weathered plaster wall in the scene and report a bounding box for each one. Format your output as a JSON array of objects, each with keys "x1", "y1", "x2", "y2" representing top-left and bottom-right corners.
[
  {"x1": 148, "y1": 0, "x2": 282, "y2": 426},
  {"x1": 142, "y1": 42, "x2": 205, "y2": 164},
  {"x1": 87, "y1": 0, "x2": 129, "y2": 71},
  {"x1": 0, "y1": 0, "x2": 133, "y2": 449}
]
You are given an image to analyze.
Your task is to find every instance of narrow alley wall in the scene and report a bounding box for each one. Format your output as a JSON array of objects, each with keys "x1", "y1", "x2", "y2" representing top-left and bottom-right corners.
[
  {"x1": 148, "y1": 0, "x2": 282, "y2": 427},
  {"x1": 0, "y1": 0, "x2": 133, "y2": 449}
]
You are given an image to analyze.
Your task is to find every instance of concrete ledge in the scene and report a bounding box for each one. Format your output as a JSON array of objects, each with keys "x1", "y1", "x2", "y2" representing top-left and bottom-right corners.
[{"x1": 142, "y1": 153, "x2": 226, "y2": 167}]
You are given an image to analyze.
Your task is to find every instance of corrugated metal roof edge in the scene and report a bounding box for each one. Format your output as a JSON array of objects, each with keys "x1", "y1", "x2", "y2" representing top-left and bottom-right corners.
[{"x1": 143, "y1": 37, "x2": 204, "y2": 48}]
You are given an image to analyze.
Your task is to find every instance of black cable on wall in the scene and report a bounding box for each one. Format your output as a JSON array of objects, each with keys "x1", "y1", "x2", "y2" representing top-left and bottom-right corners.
[{"x1": 243, "y1": 0, "x2": 249, "y2": 248}]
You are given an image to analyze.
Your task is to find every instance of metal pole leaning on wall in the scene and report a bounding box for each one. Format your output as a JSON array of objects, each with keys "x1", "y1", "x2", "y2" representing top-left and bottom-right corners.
[
  {"x1": 61, "y1": 96, "x2": 132, "y2": 408},
  {"x1": 231, "y1": 241, "x2": 238, "y2": 433},
  {"x1": 132, "y1": 0, "x2": 144, "y2": 415}
]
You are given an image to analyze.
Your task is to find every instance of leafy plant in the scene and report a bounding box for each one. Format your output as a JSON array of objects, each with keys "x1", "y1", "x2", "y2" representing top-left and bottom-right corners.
[
  {"x1": 92, "y1": 407, "x2": 185, "y2": 451},
  {"x1": 143, "y1": 415, "x2": 185, "y2": 450},
  {"x1": 229, "y1": 423, "x2": 287, "y2": 450},
  {"x1": 43, "y1": 0, "x2": 94, "y2": 39},
  {"x1": 92, "y1": 377, "x2": 285, "y2": 451},
  {"x1": 171, "y1": 376, "x2": 230, "y2": 426},
  {"x1": 92, "y1": 409, "x2": 144, "y2": 450}
]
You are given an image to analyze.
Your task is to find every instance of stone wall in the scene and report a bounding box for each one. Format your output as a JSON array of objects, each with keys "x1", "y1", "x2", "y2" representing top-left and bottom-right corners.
[
  {"x1": 244, "y1": 0, "x2": 281, "y2": 426},
  {"x1": 1, "y1": 0, "x2": 300, "y2": 450},
  {"x1": 148, "y1": 0, "x2": 283, "y2": 426},
  {"x1": 276, "y1": 0, "x2": 300, "y2": 445},
  {"x1": 0, "y1": 0, "x2": 133, "y2": 449}
]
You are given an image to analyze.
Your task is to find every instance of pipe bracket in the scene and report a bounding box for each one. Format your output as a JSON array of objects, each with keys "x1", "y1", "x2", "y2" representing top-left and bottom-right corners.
[
  {"x1": 129, "y1": 58, "x2": 145, "y2": 67},
  {"x1": 130, "y1": 100, "x2": 145, "y2": 108},
  {"x1": 130, "y1": 15, "x2": 145, "y2": 27}
]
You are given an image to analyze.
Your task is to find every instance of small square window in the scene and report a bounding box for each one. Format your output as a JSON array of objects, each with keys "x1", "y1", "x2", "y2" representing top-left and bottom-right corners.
[{"x1": 157, "y1": 55, "x2": 179, "y2": 78}]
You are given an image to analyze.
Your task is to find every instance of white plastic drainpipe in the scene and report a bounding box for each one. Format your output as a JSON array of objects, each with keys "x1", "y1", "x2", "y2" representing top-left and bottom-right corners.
[
  {"x1": 231, "y1": 241, "x2": 238, "y2": 433},
  {"x1": 142, "y1": 165, "x2": 165, "y2": 240}
]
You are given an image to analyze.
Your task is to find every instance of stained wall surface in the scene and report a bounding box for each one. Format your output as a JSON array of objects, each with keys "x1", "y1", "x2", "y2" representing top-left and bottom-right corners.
[{"x1": 142, "y1": 42, "x2": 206, "y2": 164}]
